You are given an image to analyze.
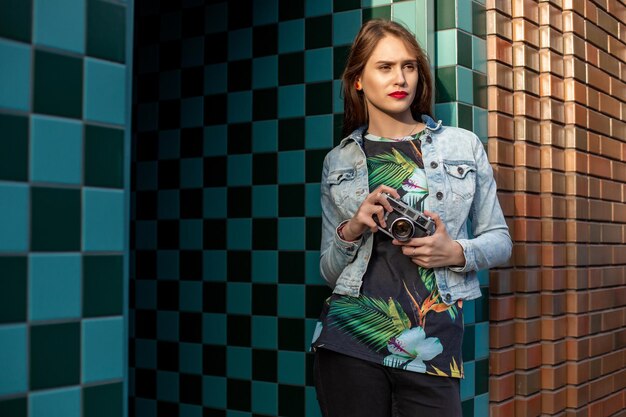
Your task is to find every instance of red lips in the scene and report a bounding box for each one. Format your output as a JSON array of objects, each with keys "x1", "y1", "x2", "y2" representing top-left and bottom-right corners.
[{"x1": 388, "y1": 91, "x2": 408, "y2": 98}]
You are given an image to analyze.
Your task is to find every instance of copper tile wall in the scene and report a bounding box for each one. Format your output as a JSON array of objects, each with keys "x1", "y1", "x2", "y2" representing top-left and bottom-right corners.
[{"x1": 486, "y1": 0, "x2": 626, "y2": 415}]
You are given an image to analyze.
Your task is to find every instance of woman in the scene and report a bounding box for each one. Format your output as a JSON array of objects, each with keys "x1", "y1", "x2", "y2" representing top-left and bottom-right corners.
[{"x1": 311, "y1": 19, "x2": 512, "y2": 416}]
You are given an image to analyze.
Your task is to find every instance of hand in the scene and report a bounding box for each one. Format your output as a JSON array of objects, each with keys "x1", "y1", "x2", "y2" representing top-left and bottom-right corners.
[
  {"x1": 392, "y1": 210, "x2": 466, "y2": 268},
  {"x1": 341, "y1": 185, "x2": 401, "y2": 241}
]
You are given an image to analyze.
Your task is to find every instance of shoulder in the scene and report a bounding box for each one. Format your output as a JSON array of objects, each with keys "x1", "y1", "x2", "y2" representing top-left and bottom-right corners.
[{"x1": 435, "y1": 125, "x2": 480, "y2": 145}]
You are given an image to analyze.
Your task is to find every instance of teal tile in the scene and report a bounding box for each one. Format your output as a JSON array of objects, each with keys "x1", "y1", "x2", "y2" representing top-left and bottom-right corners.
[
  {"x1": 457, "y1": 31, "x2": 473, "y2": 68},
  {"x1": 182, "y1": 37, "x2": 204, "y2": 68},
  {"x1": 278, "y1": 351, "x2": 305, "y2": 384},
  {"x1": 0, "y1": 39, "x2": 31, "y2": 111},
  {"x1": 253, "y1": 0, "x2": 278, "y2": 24},
  {"x1": 203, "y1": 251, "x2": 227, "y2": 281},
  {"x1": 278, "y1": 218, "x2": 305, "y2": 250},
  {"x1": 305, "y1": 115, "x2": 332, "y2": 149},
  {"x1": 333, "y1": 10, "x2": 361, "y2": 45},
  {"x1": 227, "y1": 346, "x2": 252, "y2": 379},
  {"x1": 252, "y1": 185, "x2": 278, "y2": 217},
  {"x1": 34, "y1": 49, "x2": 83, "y2": 118},
  {"x1": 278, "y1": 84, "x2": 305, "y2": 118},
  {"x1": 305, "y1": 251, "x2": 324, "y2": 284},
  {"x1": 0, "y1": 0, "x2": 31, "y2": 42},
  {"x1": 228, "y1": 28, "x2": 252, "y2": 60},
  {"x1": 83, "y1": 255, "x2": 123, "y2": 317},
  {"x1": 278, "y1": 150, "x2": 305, "y2": 184},
  {"x1": 227, "y1": 219, "x2": 252, "y2": 250},
  {"x1": 305, "y1": 48, "x2": 332, "y2": 82},
  {"x1": 252, "y1": 381, "x2": 277, "y2": 415},
  {"x1": 179, "y1": 342, "x2": 202, "y2": 374},
  {"x1": 252, "y1": 120, "x2": 278, "y2": 153},
  {"x1": 475, "y1": 322, "x2": 489, "y2": 359},
  {"x1": 180, "y1": 404, "x2": 202, "y2": 417},
  {"x1": 86, "y1": 0, "x2": 126, "y2": 63},
  {"x1": 306, "y1": 0, "x2": 332, "y2": 16},
  {"x1": 180, "y1": 158, "x2": 203, "y2": 188},
  {"x1": 203, "y1": 313, "x2": 226, "y2": 345},
  {"x1": 157, "y1": 250, "x2": 178, "y2": 280},
  {"x1": 136, "y1": 161, "x2": 157, "y2": 191},
  {"x1": 134, "y1": 281, "x2": 156, "y2": 310},
  {"x1": 458, "y1": 0, "x2": 473, "y2": 32},
  {"x1": 84, "y1": 58, "x2": 126, "y2": 125},
  {"x1": 435, "y1": 102, "x2": 457, "y2": 126},
  {"x1": 203, "y1": 187, "x2": 227, "y2": 218},
  {"x1": 34, "y1": 0, "x2": 85, "y2": 53},
  {"x1": 460, "y1": 359, "x2": 475, "y2": 400},
  {"x1": 227, "y1": 283, "x2": 252, "y2": 315},
  {"x1": 436, "y1": 0, "x2": 455, "y2": 30},
  {"x1": 362, "y1": 0, "x2": 393, "y2": 5},
  {"x1": 306, "y1": 386, "x2": 323, "y2": 417},
  {"x1": 30, "y1": 387, "x2": 80, "y2": 417},
  {"x1": 181, "y1": 97, "x2": 203, "y2": 128},
  {"x1": 278, "y1": 284, "x2": 305, "y2": 317},
  {"x1": 278, "y1": 19, "x2": 305, "y2": 53},
  {"x1": 435, "y1": 66, "x2": 456, "y2": 102},
  {"x1": 362, "y1": 5, "x2": 391, "y2": 22},
  {"x1": 83, "y1": 188, "x2": 125, "y2": 251},
  {"x1": 457, "y1": 66, "x2": 473, "y2": 104},
  {"x1": 463, "y1": 299, "x2": 475, "y2": 324},
  {"x1": 227, "y1": 154, "x2": 252, "y2": 186},
  {"x1": 202, "y1": 376, "x2": 226, "y2": 408},
  {"x1": 157, "y1": 311, "x2": 178, "y2": 341},
  {"x1": 205, "y1": 3, "x2": 227, "y2": 33},
  {"x1": 251, "y1": 251, "x2": 278, "y2": 283},
  {"x1": 305, "y1": 183, "x2": 321, "y2": 216},
  {"x1": 435, "y1": 29, "x2": 457, "y2": 67},
  {"x1": 0, "y1": 183, "x2": 28, "y2": 252},
  {"x1": 253, "y1": 56, "x2": 278, "y2": 89},
  {"x1": 135, "y1": 398, "x2": 156, "y2": 417},
  {"x1": 0, "y1": 397, "x2": 26, "y2": 417},
  {"x1": 392, "y1": 2, "x2": 416, "y2": 35},
  {"x1": 180, "y1": 219, "x2": 202, "y2": 250},
  {"x1": 205, "y1": 63, "x2": 227, "y2": 94},
  {"x1": 85, "y1": 124, "x2": 124, "y2": 188},
  {"x1": 227, "y1": 91, "x2": 252, "y2": 123},
  {"x1": 252, "y1": 315, "x2": 277, "y2": 349},
  {"x1": 83, "y1": 383, "x2": 123, "y2": 417},
  {"x1": 472, "y1": 36, "x2": 486, "y2": 72},
  {"x1": 473, "y1": 107, "x2": 487, "y2": 141},
  {"x1": 478, "y1": 269, "x2": 489, "y2": 286},
  {"x1": 0, "y1": 113, "x2": 28, "y2": 181},
  {"x1": 29, "y1": 254, "x2": 81, "y2": 321},
  {"x1": 474, "y1": 393, "x2": 489, "y2": 417},
  {"x1": 0, "y1": 324, "x2": 27, "y2": 395},
  {"x1": 82, "y1": 317, "x2": 124, "y2": 383},
  {"x1": 156, "y1": 371, "x2": 178, "y2": 402},
  {"x1": 30, "y1": 322, "x2": 80, "y2": 389},
  {"x1": 157, "y1": 190, "x2": 179, "y2": 219},
  {"x1": 0, "y1": 257, "x2": 26, "y2": 323},
  {"x1": 31, "y1": 115, "x2": 82, "y2": 184}
]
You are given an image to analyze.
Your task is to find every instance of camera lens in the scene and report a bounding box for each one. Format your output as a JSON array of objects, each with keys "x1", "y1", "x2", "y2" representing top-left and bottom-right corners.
[{"x1": 391, "y1": 218, "x2": 414, "y2": 241}]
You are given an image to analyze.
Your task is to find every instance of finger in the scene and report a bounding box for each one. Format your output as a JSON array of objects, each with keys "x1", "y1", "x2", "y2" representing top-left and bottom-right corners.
[
  {"x1": 373, "y1": 206, "x2": 386, "y2": 228},
  {"x1": 375, "y1": 185, "x2": 401, "y2": 200}
]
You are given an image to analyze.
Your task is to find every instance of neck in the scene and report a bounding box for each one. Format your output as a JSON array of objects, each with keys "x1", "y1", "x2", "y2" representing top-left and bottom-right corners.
[{"x1": 365, "y1": 106, "x2": 423, "y2": 139}]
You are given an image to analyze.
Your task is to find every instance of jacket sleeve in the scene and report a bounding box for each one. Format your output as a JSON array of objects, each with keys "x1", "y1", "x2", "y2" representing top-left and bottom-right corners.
[
  {"x1": 449, "y1": 134, "x2": 512, "y2": 273},
  {"x1": 318, "y1": 153, "x2": 363, "y2": 288}
]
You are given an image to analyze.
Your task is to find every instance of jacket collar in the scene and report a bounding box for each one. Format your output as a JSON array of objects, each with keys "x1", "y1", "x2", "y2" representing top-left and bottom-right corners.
[{"x1": 339, "y1": 114, "x2": 443, "y2": 148}]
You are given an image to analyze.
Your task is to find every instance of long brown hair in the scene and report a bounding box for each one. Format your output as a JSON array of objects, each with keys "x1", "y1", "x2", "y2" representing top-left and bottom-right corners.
[{"x1": 342, "y1": 19, "x2": 434, "y2": 136}]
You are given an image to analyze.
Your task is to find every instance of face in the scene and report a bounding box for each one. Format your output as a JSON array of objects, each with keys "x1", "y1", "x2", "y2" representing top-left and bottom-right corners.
[{"x1": 357, "y1": 35, "x2": 419, "y2": 118}]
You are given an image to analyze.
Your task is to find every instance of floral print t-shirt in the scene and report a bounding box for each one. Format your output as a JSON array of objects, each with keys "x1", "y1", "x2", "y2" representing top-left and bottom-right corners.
[{"x1": 311, "y1": 130, "x2": 464, "y2": 378}]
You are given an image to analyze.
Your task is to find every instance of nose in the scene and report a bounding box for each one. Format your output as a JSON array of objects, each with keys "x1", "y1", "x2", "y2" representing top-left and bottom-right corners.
[{"x1": 394, "y1": 67, "x2": 407, "y2": 86}]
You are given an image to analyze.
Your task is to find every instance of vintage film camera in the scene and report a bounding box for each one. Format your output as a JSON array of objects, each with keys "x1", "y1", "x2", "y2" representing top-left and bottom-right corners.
[{"x1": 375, "y1": 194, "x2": 436, "y2": 241}]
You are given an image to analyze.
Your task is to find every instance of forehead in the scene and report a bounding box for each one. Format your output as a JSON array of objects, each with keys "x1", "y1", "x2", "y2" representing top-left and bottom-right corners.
[{"x1": 368, "y1": 35, "x2": 416, "y2": 61}]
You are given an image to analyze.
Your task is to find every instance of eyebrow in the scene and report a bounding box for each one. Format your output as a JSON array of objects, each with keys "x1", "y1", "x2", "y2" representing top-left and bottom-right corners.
[{"x1": 374, "y1": 60, "x2": 418, "y2": 64}]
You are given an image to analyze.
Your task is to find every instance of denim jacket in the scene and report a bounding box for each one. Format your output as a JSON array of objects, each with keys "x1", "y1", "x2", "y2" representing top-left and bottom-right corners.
[{"x1": 319, "y1": 114, "x2": 512, "y2": 305}]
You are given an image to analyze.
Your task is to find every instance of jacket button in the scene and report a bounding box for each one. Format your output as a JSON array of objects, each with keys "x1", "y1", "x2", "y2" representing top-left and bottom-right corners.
[
  {"x1": 430, "y1": 161, "x2": 438, "y2": 169},
  {"x1": 436, "y1": 191, "x2": 443, "y2": 200},
  {"x1": 445, "y1": 293, "x2": 452, "y2": 302},
  {"x1": 457, "y1": 167, "x2": 464, "y2": 175},
  {"x1": 426, "y1": 137, "x2": 432, "y2": 144}
]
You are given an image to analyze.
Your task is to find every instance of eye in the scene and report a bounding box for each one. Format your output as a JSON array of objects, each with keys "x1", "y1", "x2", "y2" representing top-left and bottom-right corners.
[
  {"x1": 404, "y1": 64, "x2": 416, "y2": 71},
  {"x1": 379, "y1": 65, "x2": 391, "y2": 71}
]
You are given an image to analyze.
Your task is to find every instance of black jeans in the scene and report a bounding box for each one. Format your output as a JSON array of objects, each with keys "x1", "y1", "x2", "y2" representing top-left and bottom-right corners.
[{"x1": 314, "y1": 348, "x2": 462, "y2": 417}]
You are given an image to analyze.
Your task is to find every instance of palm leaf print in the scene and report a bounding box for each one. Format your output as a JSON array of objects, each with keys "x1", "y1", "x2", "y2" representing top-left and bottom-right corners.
[
  {"x1": 367, "y1": 148, "x2": 418, "y2": 190},
  {"x1": 418, "y1": 267, "x2": 436, "y2": 292},
  {"x1": 327, "y1": 295, "x2": 412, "y2": 352}
]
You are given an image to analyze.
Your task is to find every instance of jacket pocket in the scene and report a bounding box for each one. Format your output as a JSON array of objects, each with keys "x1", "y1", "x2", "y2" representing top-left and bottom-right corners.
[
  {"x1": 326, "y1": 167, "x2": 356, "y2": 204},
  {"x1": 443, "y1": 160, "x2": 476, "y2": 199}
]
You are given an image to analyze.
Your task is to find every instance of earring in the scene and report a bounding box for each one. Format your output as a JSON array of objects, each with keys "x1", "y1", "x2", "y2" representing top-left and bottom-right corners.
[{"x1": 355, "y1": 81, "x2": 362, "y2": 90}]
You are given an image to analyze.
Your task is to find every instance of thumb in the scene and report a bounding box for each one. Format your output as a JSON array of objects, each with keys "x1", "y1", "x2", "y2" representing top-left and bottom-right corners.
[{"x1": 423, "y1": 210, "x2": 444, "y2": 233}]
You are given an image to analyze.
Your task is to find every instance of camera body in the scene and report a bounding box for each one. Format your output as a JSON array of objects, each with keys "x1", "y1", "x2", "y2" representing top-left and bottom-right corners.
[{"x1": 376, "y1": 194, "x2": 436, "y2": 241}]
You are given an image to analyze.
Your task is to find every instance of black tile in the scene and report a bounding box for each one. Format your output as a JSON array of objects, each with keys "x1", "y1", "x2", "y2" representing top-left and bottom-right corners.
[
  {"x1": 135, "y1": 369, "x2": 157, "y2": 398},
  {"x1": 181, "y1": 66, "x2": 204, "y2": 97},
  {"x1": 137, "y1": 72, "x2": 159, "y2": 102},
  {"x1": 305, "y1": 285, "x2": 331, "y2": 318},
  {"x1": 279, "y1": 52, "x2": 304, "y2": 85},
  {"x1": 179, "y1": 312, "x2": 202, "y2": 343},
  {"x1": 33, "y1": 50, "x2": 83, "y2": 119},
  {"x1": 180, "y1": 250, "x2": 203, "y2": 280},
  {"x1": 306, "y1": 217, "x2": 322, "y2": 250},
  {"x1": 202, "y1": 282, "x2": 226, "y2": 313},
  {"x1": 227, "y1": 123, "x2": 252, "y2": 154},
  {"x1": 333, "y1": 113, "x2": 344, "y2": 145},
  {"x1": 475, "y1": 358, "x2": 489, "y2": 395},
  {"x1": 135, "y1": 250, "x2": 157, "y2": 281},
  {"x1": 227, "y1": 315, "x2": 251, "y2": 346},
  {"x1": 227, "y1": 251, "x2": 251, "y2": 282},
  {"x1": 0, "y1": 256, "x2": 26, "y2": 324},
  {"x1": 83, "y1": 255, "x2": 124, "y2": 317},
  {"x1": 157, "y1": 281, "x2": 179, "y2": 310},
  {"x1": 334, "y1": 0, "x2": 361, "y2": 12},
  {"x1": 30, "y1": 323, "x2": 80, "y2": 389},
  {"x1": 84, "y1": 382, "x2": 124, "y2": 417},
  {"x1": 158, "y1": 159, "x2": 181, "y2": 189},
  {"x1": 136, "y1": 131, "x2": 159, "y2": 161},
  {"x1": 137, "y1": 14, "x2": 160, "y2": 46},
  {"x1": 278, "y1": 252, "x2": 304, "y2": 284},
  {"x1": 180, "y1": 188, "x2": 203, "y2": 218},
  {"x1": 279, "y1": 0, "x2": 304, "y2": 20},
  {"x1": 252, "y1": 218, "x2": 277, "y2": 250},
  {"x1": 87, "y1": 0, "x2": 126, "y2": 63},
  {"x1": 475, "y1": 287, "x2": 489, "y2": 322},
  {"x1": 333, "y1": 45, "x2": 350, "y2": 79},
  {"x1": 0, "y1": 113, "x2": 28, "y2": 181},
  {"x1": 204, "y1": 32, "x2": 228, "y2": 64},
  {"x1": 278, "y1": 318, "x2": 304, "y2": 350},
  {"x1": 203, "y1": 408, "x2": 226, "y2": 417},
  {"x1": 0, "y1": 0, "x2": 31, "y2": 42},
  {"x1": 227, "y1": 0, "x2": 252, "y2": 29},
  {"x1": 159, "y1": 40, "x2": 182, "y2": 71},
  {"x1": 228, "y1": 59, "x2": 252, "y2": 92},
  {"x1": 204, "y1": 94, "x2": 227, "y2": 125},
  {"x1": 305, "y1": 352, "x2": 315, "y2": 385},
  {"x1": 305, "y1": 149, "x2": 327, "y2": 182},
  {"x1": 202, "y1": 219, "x2": 226, "y2": 249},
  {"x1": 227, "y1": 379, "x2": 251, "y2": 411},
  {"x1": 462, "y1": 324, "x2": 475, "y2": 362},
  {"x1": 462, "y1": 398, "x2": 474, "y2": 417},
  {"x1": 159, "y1": 99, "x2": 181, "y2": 130},
  {"x1": 306, "y1": 81, "x2": 332, "y2": 115},
  {"x1": 279, "y1": 385, "x2": 304, "y2": 417},
  {"x1": 278, "y1": 184, "x2": 304, "y2": 217},
  {"x1": 157, "y1": 402, "x2": 178, "y2": 417},
  {"x1": 252, "y1": 349, "x2": 277, "y2": 382},
  {"x1": 305, "y1": 15, "x2": 332, "y2": 49},
  {"x1": 227, "y1": 186, "x2": 251, "y2": 218},
  {"x1": 180, "y1": 127, "x2": 204, "y2": 157},
  {"x1": 253, "y1": 88, "x2": 277, "y2": 121},
  {"x1": 135, "y1": 310, "x2": 157, "y2": 339},
  {"x1": 278, "y1": 118, "x2": 304, "y2": 151},
  {"x1": 203, "y1": 345, "x2": 226, "y2": 376},
  {"x1": 252, "y1": 24, "x2": 277, "y2": 57},
  {"x1": 136, "y1": 191, "x2": 158, "y2": 220},
  {"x1": 252, "y1": 284, "x2": 277, "y2": 315},
  {"x1": 182, "y1": 6, "x2": 204, "y2": 37},
  {"x1": 203, "y1": 156, "x2": 227, "y2": 187},
  {"x1": 252, "y1": 153, "x2": 277, "y2": 185},
  {"x1": 31, "y1": 187, "x2": 81, "y2": 252},
  {"x1": 157, "y1": 220, "x2": 180, "y2": 249},
  {"x1": 157, "y1": 341, "x2": 179, "y2": 372}
]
